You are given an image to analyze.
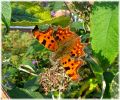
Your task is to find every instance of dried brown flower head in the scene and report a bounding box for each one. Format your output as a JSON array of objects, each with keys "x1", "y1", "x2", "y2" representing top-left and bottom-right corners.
[{"x1": 39, "y1": 58, "x2": 70, "y2": 95}]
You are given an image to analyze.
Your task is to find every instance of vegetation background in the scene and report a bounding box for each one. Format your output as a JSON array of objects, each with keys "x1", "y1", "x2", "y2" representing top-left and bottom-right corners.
[{"x1": 2, "y1": 1, "x2": 119, "y2": 99}]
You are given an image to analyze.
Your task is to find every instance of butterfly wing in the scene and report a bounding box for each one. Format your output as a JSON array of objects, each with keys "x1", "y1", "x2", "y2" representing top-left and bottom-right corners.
[
  {"x1": 32, "y1": 25, "x2": 58, "y2": 51},
  {"x1": 55, "y1": 26, "x2": 77, "y2": 44},
  {"x1": 60, "y1": 37, "x2": 86, "y2": 81},
  {"x1": 70, "y1": 37, "x2": 85, "y2": 57},
  {"x1": 60, "y1": 55, "x2": 84, "y2": 81}
]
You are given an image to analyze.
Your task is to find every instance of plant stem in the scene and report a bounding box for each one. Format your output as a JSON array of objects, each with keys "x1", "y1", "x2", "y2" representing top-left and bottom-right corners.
[{"x1": 64, "y1": 2, "x2": 74, "y2": 21}]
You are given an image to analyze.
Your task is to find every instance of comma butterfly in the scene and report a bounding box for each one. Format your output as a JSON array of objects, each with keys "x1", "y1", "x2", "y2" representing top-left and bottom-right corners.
[{"x1": 32, "y1": 25, "x2": 86, "y2": 81}]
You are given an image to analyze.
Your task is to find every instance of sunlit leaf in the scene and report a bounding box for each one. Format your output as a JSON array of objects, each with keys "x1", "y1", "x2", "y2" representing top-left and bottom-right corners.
[
  {"x1": 90, "y1": 2, "x2": 118, "y2": 64},
  {"x1": 2, "y1": 1, "x2": 12, "y2": 32},
  {"x1": 11, "y1": 16, "x2": 70, "y2": 27}
]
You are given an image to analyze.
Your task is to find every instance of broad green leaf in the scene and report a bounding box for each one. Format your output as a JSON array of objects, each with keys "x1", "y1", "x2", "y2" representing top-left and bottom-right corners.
[
  {"x1": 90, "y1": 2, "x2": 118, "y2": 64},
  {"x1": 8, "y1": 87, "x2": 43, "y2": 98},
  {"x1": 11, "y1": 16, "x2": 70, "y2": 27},
  {"x1": 2, "y1": 1, "x2": 12, "y2": 32},
  {"x1": 24, "y1": 77, "x2": 39, "y2": 91},
  {"x1": 8, "y1": 87, "x2": 32, "y2": 98}
]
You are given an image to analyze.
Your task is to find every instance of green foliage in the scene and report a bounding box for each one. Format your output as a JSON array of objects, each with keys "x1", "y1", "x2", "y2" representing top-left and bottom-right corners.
[
  {"x1": 11, "y1": 2, "x2": 51, "y2": 22},
  {"x1": 2, "y1": 30, "x2": 50, "y2": 98},
  {"x1": 8, "y1": 87, "x2": 43, "y2": 98},
  {"x1": 110, "y1": 72, "x2": 119, "y2": 99},
  {"x1": 2, "y1": 31, "x2": 35, "y2": 89},
  {"x1": 90, "y1": 2, "x2": 118, "y2": 64},
  {"x1": 52, "y1": 2, "x2": 66, "y2": 11},
  {"x1": 103, "y1": 72, "x2": 114, "y2": 98},
  {"x1": 2, "y1": 1, "x2": 12, "y2": 32},
  {"x1": 70, "y1": 22, "x2": 84, "y2": 31},
  {"x1": 11, "y1": 16, "x2": 71, "y2": 27},
  {"x1": 2, "y1": 1, "x2": 119, "y2": 99},
  {"x1": 24, "y1": 77, "x2": 39, "y2": 91},
  {"x1": 85, "y1": 57, "x2": 103, "y2": 83},
  {"x1": 2, "y1": 30, "x2": 33, "y2": 57}
]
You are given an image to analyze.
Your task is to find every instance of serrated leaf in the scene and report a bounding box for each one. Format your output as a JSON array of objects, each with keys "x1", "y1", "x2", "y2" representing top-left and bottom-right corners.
[{"x1": 90, "y1": 2, "x2": 118, "y2": 64}]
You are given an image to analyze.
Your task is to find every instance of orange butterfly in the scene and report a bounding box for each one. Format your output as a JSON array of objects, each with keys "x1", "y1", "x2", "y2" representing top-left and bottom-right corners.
[{"x1": 32, "y1": 25, "x2": 86, "y2": 81}]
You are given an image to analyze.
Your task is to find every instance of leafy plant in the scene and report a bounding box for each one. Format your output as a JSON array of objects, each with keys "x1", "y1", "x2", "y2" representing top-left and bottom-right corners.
[
  {"x1": 2, "y1": 1, "x2": 12, "y2": 32},
  {"x1": 90, "y1": 2, "x2": 118, "y2": 64},
  {"x1": 2, "y1": 1, "x2": 119, "y2": 99},
  {"x1": 11, "y1": 2, "x2": 51, "y2": 22}
]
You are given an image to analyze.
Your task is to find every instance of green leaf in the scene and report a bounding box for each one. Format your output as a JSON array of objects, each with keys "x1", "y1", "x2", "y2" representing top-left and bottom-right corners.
[
  {"x1": 8, "y1": 67, "x2": 17, "y2": 75},
  {"x1": 26, "y1": 40, "x2": 45, "y2": 55},
  {"x1": 11, "y1": 2, "x2": 51, "y2": 22},
  {"x1": 85, "y1": 56, "x2": 103, "y2": 83},
  {"x1": 53, "y1": 2, "x2": 66, "y2": 11},
  {"x1": 32, "y1": 40, "x2": 45, "y2": 52},
  {"x1": 90, "y1": 2, "x2": 118, "y2": 64},
  {"x1": 22, "y1": 59, "x2": 35, "y2": 68},
  {"x1": 26, "y1": 46, "x2": 35, "y2": 55},
  {"x1": 11, "y1": 16, "x2": 71, "y2": 27},
  {"x1": 21, "y1": 58, "x2": 35, "y2": 70},
  {"x1": 24, "y1": 77, "x2": 39, "y2": 91},
  {"x1": 8, "y1": 87, "x2": 43, "y2": 98},
  {"x1": 8, "y1": 87, "x2": 32, "y2": 98},
  {"x1": 2, "y1": 1, "x2": 12, "y2": 32},
  {"x1": 70, "y1": 21, "x2": 84, "y2": 31},
  {"x1": 103, "y1": 72, "x2": 114, "y2": 98}
]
